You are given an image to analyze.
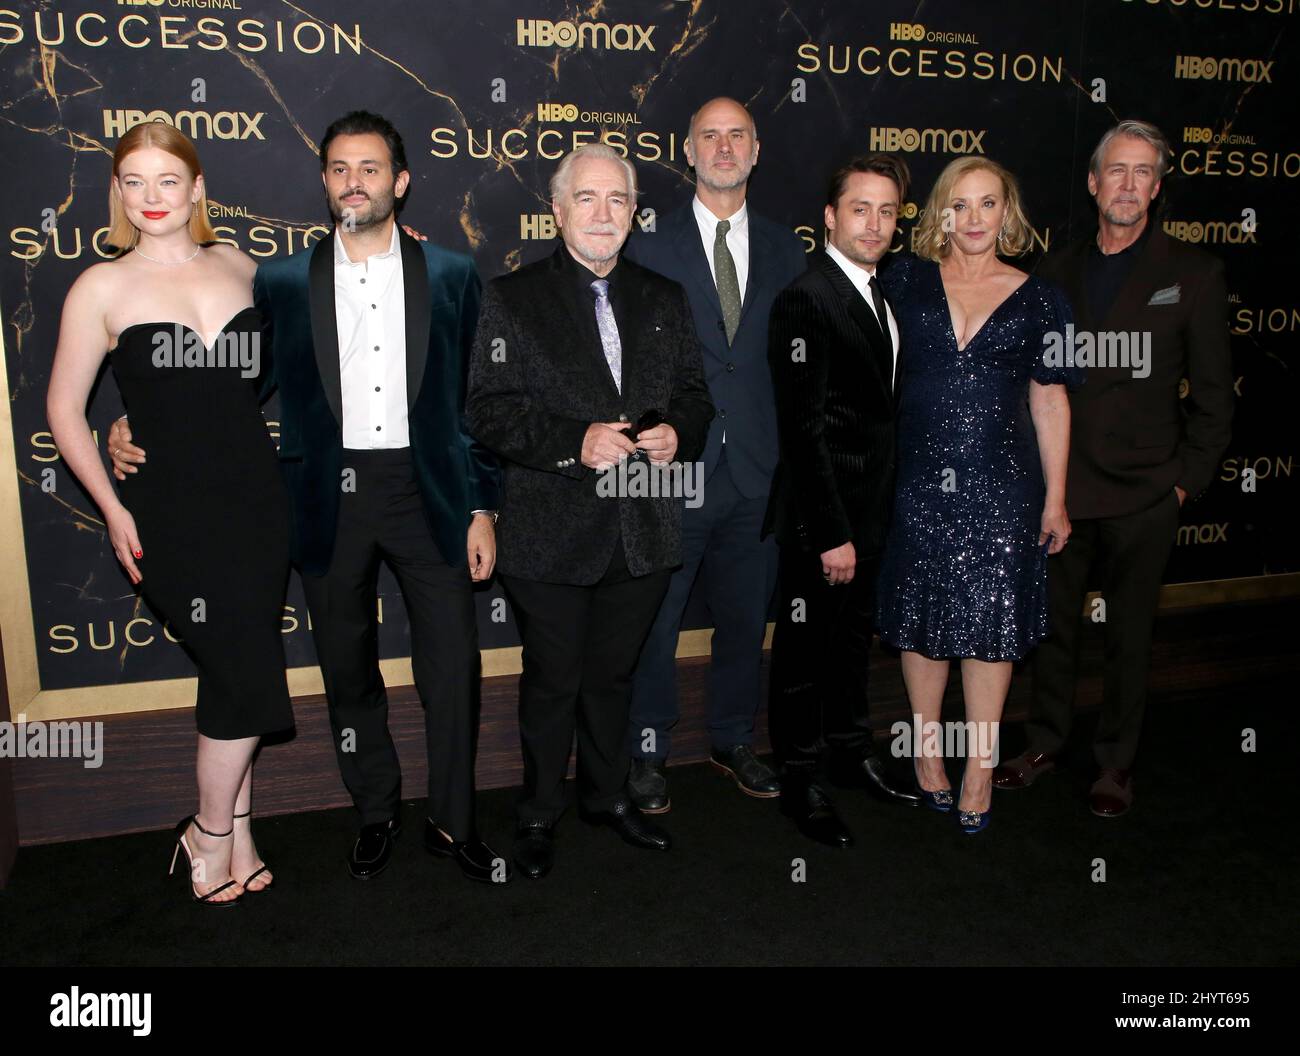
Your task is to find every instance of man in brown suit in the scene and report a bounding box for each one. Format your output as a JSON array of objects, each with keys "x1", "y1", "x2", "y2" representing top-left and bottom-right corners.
[{"x1": 995, "y1": 120, "x2": 1234, "y2": 816}]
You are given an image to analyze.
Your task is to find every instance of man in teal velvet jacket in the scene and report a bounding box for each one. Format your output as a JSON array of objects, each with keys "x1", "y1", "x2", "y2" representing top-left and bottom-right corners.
[{"x1": 111, "y1": 112, "x2": 504, "y2": 885}]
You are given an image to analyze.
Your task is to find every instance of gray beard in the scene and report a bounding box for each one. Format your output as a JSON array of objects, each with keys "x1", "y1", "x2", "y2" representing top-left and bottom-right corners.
[
  {"x1": 1101, "y1": 205, "x2": 1146, "y2": 227},
  {"x1": 697, "y1": 166, "x2": 750, "y2": 192}
]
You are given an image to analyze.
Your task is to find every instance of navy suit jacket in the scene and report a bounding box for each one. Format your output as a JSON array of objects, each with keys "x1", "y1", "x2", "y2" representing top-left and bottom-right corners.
[
  {"x1": 624, "y1": 203, "x2": 807, "y2": 499},
  {"x1": 252, "y1": 227, "x2": 500, "y2": 577}
]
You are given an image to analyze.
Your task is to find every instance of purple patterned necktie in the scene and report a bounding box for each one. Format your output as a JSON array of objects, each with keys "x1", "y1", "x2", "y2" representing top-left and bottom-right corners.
[{"x1": 590, "y1": 278, "x2": 622, "y2": 394}]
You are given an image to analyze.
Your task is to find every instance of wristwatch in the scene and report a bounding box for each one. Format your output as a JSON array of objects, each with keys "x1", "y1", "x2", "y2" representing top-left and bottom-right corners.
[{"x1": 471, "y1": 509, "x2": 499, "y2": 524}]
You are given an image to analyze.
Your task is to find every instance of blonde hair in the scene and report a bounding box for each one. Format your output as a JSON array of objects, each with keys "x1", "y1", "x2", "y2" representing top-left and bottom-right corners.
[
  {"x1": 105, "y1": 122, "x2": 218, "y2": 252},
  {"x1": 913, "y1": 156, "x2": 1032, "y2": 262}
]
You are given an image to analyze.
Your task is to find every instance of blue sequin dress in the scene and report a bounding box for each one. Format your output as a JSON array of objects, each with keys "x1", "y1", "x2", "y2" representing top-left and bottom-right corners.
[{"x1": 876, "y1": 256, "x2": 1083, "y2": 663}]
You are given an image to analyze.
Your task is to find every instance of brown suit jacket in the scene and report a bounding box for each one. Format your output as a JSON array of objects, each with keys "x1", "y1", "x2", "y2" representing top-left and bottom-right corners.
[{"x1": 1038, "y1": 224, "x2": 1234, "y2": 520}]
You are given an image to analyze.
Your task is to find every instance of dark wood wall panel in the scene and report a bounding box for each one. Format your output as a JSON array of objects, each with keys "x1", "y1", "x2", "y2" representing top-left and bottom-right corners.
[{"x1": 11, "y1": 600, "x2": 1297, "y2": 847}]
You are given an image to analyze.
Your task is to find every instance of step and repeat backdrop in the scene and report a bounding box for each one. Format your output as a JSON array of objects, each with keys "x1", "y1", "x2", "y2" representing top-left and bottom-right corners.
[{"x1": 1, "y1": 0, "x2": 1295, "y2": 717}]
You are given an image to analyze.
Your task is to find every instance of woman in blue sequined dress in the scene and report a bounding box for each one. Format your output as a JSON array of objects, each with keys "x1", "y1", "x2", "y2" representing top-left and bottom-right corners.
[{"x1": 876, "y1": 157, "x2": 1083, "y2": 832}]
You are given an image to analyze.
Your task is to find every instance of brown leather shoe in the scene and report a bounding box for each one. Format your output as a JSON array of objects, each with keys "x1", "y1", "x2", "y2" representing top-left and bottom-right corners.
[
  {"x1": 992, "y1": 751, "x2": 1057, "y2": 790},
  {"x1": 1089, "y1": 768, "x2": 1133, "y2": 817}
]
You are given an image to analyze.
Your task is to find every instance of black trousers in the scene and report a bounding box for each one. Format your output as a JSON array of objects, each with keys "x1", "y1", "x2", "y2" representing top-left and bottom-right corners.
[
  {"x1": 1028, "y1": 490, "x2": 1180, "y2": 770},
  {"x1": 500, "y1": 538, "x2": 671, "y2": 823},
  {"x1": 300, "y1": 448, "x2": 478, "y2": 838},
  {"x1": 768, "y1": 543, "x2": 878, "y2": 776}
]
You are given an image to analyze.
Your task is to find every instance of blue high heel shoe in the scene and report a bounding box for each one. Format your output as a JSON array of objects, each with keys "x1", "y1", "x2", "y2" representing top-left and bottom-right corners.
[
  {"x1": 913, "y1": 765, "x2": 954, "y2": 812},
  {"x1": 918, "y1": 787, "x2": 954, "y2": 812},
  {"x1": 956, "y1": 779, "x2": 991, "y2": 835}
]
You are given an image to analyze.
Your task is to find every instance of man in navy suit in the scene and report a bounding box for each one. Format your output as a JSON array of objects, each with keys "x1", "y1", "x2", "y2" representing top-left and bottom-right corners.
[{"x1": 621, "y1": 98, "x2": 806, "y2": 812}]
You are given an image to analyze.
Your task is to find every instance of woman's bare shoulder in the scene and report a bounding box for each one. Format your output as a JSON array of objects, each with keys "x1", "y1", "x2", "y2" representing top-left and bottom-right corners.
[
  {"x1": 66, "y1": 255, "x2": 135, "y2": 306},
  {"x1": 204, "y1": 240, "x2": 257, "y2": 278}
]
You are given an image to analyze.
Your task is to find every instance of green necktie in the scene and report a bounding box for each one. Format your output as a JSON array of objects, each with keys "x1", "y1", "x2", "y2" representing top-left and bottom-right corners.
[{"x1": 713, "y1": 218, "x2": 741, "y2": 344}]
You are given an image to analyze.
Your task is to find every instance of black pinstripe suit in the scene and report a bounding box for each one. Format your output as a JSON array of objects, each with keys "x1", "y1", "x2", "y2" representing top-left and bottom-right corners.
[{"x1": 763, "y1": 250, "x2": 900, "y2": 772}]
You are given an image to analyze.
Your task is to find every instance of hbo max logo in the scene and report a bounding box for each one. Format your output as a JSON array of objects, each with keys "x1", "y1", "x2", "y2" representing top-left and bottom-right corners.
[
  {"x1": 1174, "y1": 55, "x2": 1273, "y2": 82},
  {"x1": 869, "y1": 127, "x2": 986, "y2": 154},
  {"x1": 515, "y1": 18, "x2": 656, "y2": 51}
]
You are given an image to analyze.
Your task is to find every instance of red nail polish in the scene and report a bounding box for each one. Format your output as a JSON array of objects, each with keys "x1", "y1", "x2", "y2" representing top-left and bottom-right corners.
[{"x1": 133, "y1": 549, "x2": 143, "y2": 559}]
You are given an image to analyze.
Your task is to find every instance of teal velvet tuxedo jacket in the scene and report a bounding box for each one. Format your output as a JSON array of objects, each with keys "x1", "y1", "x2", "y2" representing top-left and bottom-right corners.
[{"x1": 252, "y1": 227, "x2": 500, "y2": 577}]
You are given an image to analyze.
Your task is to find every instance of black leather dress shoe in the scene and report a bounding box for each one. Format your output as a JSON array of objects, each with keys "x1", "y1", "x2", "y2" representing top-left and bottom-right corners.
[
  {"x1": 425, "y1": 820, "x2": 513, "y2": 883},
  {"x1": 627, "y1": 757, "x2": 671, "y2": 813},
  {"x1": 780, "y1": 778, "x2": 853, "y2": 848},
  {"x1": 710, "y1": 745, "x2": 781, "y2": 798},
  {"x1": 588, "y1": 797, "x2": 672, "y2": 851},
  {"x1": 348, "y1": 817, "x2": 400, "y2": 880},
  {"x1": 830, "y1": 754, "x2": 922, "y2": 807},
  {"x1": 513, "y1": 818, "x2": 556, "y2": 880}
]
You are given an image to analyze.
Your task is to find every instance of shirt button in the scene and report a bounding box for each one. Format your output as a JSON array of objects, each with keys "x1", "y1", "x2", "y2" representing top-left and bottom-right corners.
[
  {"x1": 374, "y1": 345, "x2": 380, "y2": 351},
  {"x1": 376, "y1": 426, "x2": 382, "y2": 432},
  {"x1": 726, "y1": 362, "x2": 735, "y2": 372},
  {"x1": 374, "y1": 386, "x2": 381, "y2": 392},
  {"x1": 719, "y1": 409, "x2": 727, "y2": 418},
  {"x1": 360, "y1": 278, "x2": 366, "y2": 284}
]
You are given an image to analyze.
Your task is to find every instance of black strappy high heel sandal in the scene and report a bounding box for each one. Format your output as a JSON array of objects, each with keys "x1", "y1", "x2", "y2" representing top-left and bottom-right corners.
[
  {"x1": 169, "y1": 815, "x2": 243, "y2": 906},
  {"x1": 232, "y1": 810, "x2": 272, "y2": 893}
]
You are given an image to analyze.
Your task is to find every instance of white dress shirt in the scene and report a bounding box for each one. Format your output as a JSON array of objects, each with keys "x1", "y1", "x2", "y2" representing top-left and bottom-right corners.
[
  {"x1": 335, "y1": 223, "x2": 409, "y2": 449},
  {"x1": 692, "y1": 195, "x2": 749, "y2": 302},
  {"x1": 825, "y1": 240, "x2": 900, "y2": 389}
]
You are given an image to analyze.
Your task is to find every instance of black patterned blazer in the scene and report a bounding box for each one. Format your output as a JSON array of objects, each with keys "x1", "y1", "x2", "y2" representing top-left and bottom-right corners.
[{"x1": 465, "y1": 245, "x2": 715, "y2": 585}]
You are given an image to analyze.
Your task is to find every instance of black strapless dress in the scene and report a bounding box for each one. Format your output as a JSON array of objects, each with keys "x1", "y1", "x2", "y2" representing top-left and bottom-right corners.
[{"x1": 112, "y1": 306, "x2": 293, "y2": 739}]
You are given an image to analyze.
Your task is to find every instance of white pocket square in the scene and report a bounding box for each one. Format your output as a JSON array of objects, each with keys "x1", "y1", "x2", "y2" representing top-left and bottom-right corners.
[{"x1": 1148, "y1": 284, "x2": 1181, "y2": 306}]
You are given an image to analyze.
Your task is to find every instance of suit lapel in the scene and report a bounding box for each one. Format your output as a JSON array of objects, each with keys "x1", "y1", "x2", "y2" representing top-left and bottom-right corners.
[
  {"x1": 737, "y1": 218, "x2": 771, "y2": 329},
  {"x1": 307, "y1": 233, "x2": 342, "y2": 427},
  {"x1": 547, "y1": 247, "x2": 622, "y2": 400},
  {"x1": 1056, "y1": 239, "x2": 1094, "y2": 329},
  {"x1": 400, "y1": 228, "x2": 431, "y2": 409},
  {"x1": 816, "y1": 252, "x2": 893, "y2": 395},
  {"x1": 670, "y1": 208, "x2": 725, "y2": 322}
]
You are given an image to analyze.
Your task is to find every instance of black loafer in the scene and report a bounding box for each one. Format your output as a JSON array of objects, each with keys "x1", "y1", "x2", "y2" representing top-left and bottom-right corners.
[
  {"x1": 348, "y1": 816, "x2": 400, "y2": 879},
  {"x1": 710, "y1": 745, "x2": 781, "y2": 798},
  {"x1": 780, "y1": 778, "x2": 853, "y2": 848},
  {"x1": 513, "y1": 818, "x2": 556, "y2": 880},
  {"x1": 587, "y1": 797, "x2": 672, "y2": 852},
  {"x1": 425, "y1": 820, "x2": 513, "y2": 883},
  {"x1": 830, "y1": 754, "x2": 922, "y2": 807}
]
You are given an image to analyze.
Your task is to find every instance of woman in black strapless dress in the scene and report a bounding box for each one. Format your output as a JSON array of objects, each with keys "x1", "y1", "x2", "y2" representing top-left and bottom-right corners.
[
  {"x1": 47, "y1": 123, "x2": 291, "y2": 905},
  {"x1": 112, "y1": 308, "x2": 292, "y2": 739}
]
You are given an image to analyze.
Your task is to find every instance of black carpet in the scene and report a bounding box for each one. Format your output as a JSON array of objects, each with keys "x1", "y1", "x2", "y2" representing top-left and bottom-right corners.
[{"x1": 2, "y1": 676, "x2": 1295, "y2": 967}]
